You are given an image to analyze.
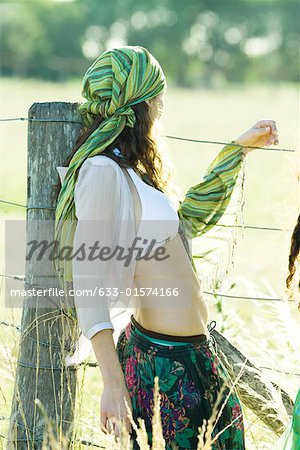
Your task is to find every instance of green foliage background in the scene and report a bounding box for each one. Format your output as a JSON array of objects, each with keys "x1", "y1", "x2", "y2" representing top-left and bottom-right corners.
[
  {"x1": 0, "y1": 1, "x2": 299, "y2": 448},
  {"x1": 0, "y1": 0, "x2": 299, "y2": 85}
]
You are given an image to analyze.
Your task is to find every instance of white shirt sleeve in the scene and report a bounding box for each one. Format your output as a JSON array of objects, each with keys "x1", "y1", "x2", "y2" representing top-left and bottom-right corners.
[{"x1": 72, "y1": 156, "x2": 136, "y2": 340}]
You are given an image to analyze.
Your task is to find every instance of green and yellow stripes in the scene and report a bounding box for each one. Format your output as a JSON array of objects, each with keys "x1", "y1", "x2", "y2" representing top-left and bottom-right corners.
[
  {"x1": 54, "y1": 46, "x2": 167, "y2": 283},
  {"x1": 177, "y1": 142, "x2": 245, "y2": 240}
]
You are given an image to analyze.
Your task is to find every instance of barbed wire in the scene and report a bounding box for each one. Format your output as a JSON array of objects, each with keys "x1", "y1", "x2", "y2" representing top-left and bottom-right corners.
[
  {"x1": 0, "y1": 199, "x2": 293, "y2": 233},
  {"x1": 202, "y1": 290, "x2": 285, "y2": 302},
  {"x1": 259, "y1": 366, "x2": 300, "y2": 377},
  {"x1": 0, "y1": 123, "x2": 296, "y2": 235},
  {"x1": 0, "y1": 116, "x2": 297, "y2": 152},
  {"x1": 1, "y1": 320, "x2": 299, "y2": 380},
  {"x1": 0, "y1": 115, "x2": 297, "y2": 448},
  {"x1": 0, "y1": 117, "x2": 82, "y2": 124},
  {"x1": 0, "y1": 272, "x2": 290, "y2": 303},
  {"x1": 0, "y1": 423, "x2": 108, "y2": 449},
  {"x1": 164, "y1": 135, "x2": 295, "y2": 153}
]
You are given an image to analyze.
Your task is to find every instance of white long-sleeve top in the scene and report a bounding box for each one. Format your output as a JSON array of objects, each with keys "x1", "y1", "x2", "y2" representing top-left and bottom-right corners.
[
  {"x1": 57, "y1": 141, "x2": 245, "y2": 351},
  {"x1": 57, "y1": 155, "x2": 139, "y2": 340}
]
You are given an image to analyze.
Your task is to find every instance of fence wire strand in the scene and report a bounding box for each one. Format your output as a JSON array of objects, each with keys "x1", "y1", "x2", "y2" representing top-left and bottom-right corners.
[
  {"x1": 0, "y1": 321, "x2": 299, "y2": 378},
  {"x1": 0, "y1": 199, "x2": 293, "y2": 233},
  {"x1": 1, "y1": 115, "x2": 298, "y2": 448},
  {"x1": 0, "y1": 116, "x2": 296, "y2": 152},
  {"x1": 0, "y1": 272, "x2": 291, "y2": 303}
]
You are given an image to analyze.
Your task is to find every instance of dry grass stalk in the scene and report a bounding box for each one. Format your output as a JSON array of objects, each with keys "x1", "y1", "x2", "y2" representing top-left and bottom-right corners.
[
  {"x1": 151, "y1": 376, "x2": 166, "y2": 450},
  {"x1": 197, "y1": 355, "x2": 248, "y2": 450}
]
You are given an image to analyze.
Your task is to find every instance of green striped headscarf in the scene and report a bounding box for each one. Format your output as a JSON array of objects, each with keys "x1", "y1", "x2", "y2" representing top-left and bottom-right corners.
[{"x1": 54, "y1": 45, "x2": 167, "y2": 285}]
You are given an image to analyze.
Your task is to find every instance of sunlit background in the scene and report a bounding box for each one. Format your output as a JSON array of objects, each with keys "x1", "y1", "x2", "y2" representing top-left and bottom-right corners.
[
  {"x1": 0, "y1": 0, "x2": 299, "y2": 84},
  {"x1": 0, "y1": 0, "x2": 299, "y2": 449}
]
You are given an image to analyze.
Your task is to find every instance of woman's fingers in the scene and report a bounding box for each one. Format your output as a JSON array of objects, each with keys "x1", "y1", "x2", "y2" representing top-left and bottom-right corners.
[
  {"x1": 269, "y1": 120, "x2": 277, "y2": 133},
  {"x1": 255, "y1": 120, "x2": 277, "y2": 142},
  {"x1": 254, "y1": 120, "x2": 279, "y2": 147},
  {"x1": 235, "y1": 120, "x2": 280, "y2": 150},
  {"x1": 267, "y1": 129, "x2": 280, "y2": 146},
  {"x1": 101, "y1": 416, "x2": 130, "y2": 441},
  {"x1": 107, "y1": 418, "x2": 113, "y2": 433},
  {"x1": 100, "y1": 414, "x2": 107, "y2": 433},
  {"x1": 111, "y1": 417, "x2": 126, "y2": 441},
  {"x1": 255, "y1": 119, "x2": 277, "y2": 132},
  {"x1": 100, "y1": 416, "x2": 113, "y2": 434}
]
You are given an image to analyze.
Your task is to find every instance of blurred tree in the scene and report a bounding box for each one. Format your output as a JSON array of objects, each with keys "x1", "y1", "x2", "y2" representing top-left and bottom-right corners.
[{"x1": 0, "y1": 0, "x2": 298, "y2": 85}]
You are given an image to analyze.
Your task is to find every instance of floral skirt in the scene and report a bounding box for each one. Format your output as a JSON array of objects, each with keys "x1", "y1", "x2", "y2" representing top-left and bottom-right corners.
[{"x1": 116, "y1": 316, "x2": 245, "y2": 450}]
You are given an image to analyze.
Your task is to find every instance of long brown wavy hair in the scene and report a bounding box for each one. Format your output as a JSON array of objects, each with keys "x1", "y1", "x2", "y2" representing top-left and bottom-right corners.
[
  {"x1": 51, "y1": 99, "x2": 171, "y2": 205},
  {"x1": 286, "y1": 213, "x2": 300, "y2": 308}
]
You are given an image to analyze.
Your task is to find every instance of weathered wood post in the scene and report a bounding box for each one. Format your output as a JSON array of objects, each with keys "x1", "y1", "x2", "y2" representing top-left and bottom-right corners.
[{"x1": 7, "y1": 103, "x2": 82, "y2": 449}]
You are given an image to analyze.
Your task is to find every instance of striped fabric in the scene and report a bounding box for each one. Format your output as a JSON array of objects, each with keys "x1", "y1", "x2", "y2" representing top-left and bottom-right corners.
[
  {"x1": 177, "y1": 141, "x2": 245, "y2": 274},
  {"x1": 54, "y1": 46, "x2": 167, "y2": 283},
  {"x1": 177, "y1": 141, "x2": 246, "y2": 272}
]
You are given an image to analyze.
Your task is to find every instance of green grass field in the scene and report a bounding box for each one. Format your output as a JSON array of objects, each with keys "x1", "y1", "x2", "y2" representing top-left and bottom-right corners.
[{"x1": 0, "y1": 78, "x2": 299, "y2": 449}]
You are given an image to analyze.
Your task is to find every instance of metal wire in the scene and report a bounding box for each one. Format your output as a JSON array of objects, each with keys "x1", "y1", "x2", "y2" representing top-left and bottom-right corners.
[
  {"x1": 17, "y1": 360, "x2": 77, "y2": 371},
  {"x1": 1, "y1": 416, "x2": 113, "y2": 448},
  {"x1": 1, "y1": 114, "x2": 297, "y2": 448},
  {"x1": 1, "y1": 322, "x2": 299, "y2": 378},
  {"x1": 165, "y1": 135, "x2": 295, "y2": 153},
  {"x1": 0, "y1": 117, "x2": 82, "y2": 124},
  {"x1": 0, "y1": 116, "x2": 296, "y2": 152},
  {"x1": 0, "y1": 320, "x2": 21, "y2": 331},
  {"x1": 0, "y1": 199, "x2": 292, "y2": 232},
  {"x1": 0, "y1": 432, "x2": 107, "y2": 449},
  {"x1": 203, "y1": 290, "x2": 285, "y2": 302},
  {"x1": 259, "y1": 366, "x2": 300, "y2": 377},
  {"x1": 0, "y1": 272, "x2": 289, "y2": 303}
]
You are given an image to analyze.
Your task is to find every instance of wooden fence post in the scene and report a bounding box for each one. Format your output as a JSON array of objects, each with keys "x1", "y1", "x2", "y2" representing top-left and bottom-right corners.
[{"x1": 7, "y1": 102, "x2": 82, "y2": 449}]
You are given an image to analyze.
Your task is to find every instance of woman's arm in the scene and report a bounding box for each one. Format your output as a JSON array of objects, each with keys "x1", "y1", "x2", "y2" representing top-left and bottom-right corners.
[
  {"x1": 91, "y1": 329, "x2": 132, "y2": 438},
  {"x1": 73, "y1": 157, "x2": 133, "y2": 439},
  {"x1": 177, "y1": 141, "x2": 245, "y2": 239},
  {"x1": 177, "y1": 120, "x2": 279, "y2": 239}
]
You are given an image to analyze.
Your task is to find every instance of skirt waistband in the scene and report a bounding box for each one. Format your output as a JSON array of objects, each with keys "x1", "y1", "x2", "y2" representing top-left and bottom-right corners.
[{"x1": 130, "y1": 314, "x2": 208, "y2": 344}]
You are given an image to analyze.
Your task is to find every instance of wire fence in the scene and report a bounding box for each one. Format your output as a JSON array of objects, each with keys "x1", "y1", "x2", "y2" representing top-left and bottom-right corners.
[
  {"x1": 1, "y1": 320, "x2": 299, "y2": 377},
  {"x1": 0, "y1": 125, "x2": 297, "y2": 307},
  {"x1": 0, "y1": 197, "x2": 293, "y2": 232},
  {"x1": 0, "y1": 116, "x2": 298, "y2": 448},
  {"x1": 0, "y1": 123, "x2": 296, "y2": 234},
  {"x1": 0, "y1": 271, "x2": 292, "y2": 303},
  {"x1": 0, "y1": 116, "x2": 296, "y2": 152}
]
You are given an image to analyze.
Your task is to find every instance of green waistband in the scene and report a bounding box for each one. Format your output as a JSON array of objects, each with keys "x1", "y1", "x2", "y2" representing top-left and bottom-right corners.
[{"x1": 134, "y1": 327, "x2": 190, "y2": 346}]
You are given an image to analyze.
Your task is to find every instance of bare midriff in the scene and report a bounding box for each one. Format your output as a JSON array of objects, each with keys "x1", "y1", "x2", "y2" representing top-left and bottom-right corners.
[{"x1": 121, "y1": 167, "x2": 209, "y2": 337}]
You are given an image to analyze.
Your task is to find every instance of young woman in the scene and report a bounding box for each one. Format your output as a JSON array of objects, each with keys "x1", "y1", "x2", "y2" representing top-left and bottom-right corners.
[{"x1": 54, "y1": 46, "x2": 279, "y2": 449}]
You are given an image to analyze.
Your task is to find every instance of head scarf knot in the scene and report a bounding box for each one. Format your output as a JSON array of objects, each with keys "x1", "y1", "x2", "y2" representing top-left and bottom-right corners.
[
  {"x1": 114, "y1": 105, "x2": 136, "y2": 128},
  {"x1": 54, "y1": 45, "x2": 167, "y2": 285}
]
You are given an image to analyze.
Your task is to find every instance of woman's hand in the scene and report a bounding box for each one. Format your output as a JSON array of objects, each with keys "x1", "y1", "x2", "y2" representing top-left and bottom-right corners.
[
  {"x1": 101, "y1": 380, "x2": 133, "y2": 441},
  {"x1": 90, "y1": 329, "x2": 133, "y2": 442},
  {"x1": 234, "y1": 120, "x2": 279, "y2": 155}
]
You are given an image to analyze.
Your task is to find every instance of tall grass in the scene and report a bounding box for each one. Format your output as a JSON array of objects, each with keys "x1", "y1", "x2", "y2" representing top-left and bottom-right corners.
[{"x1": 0, "y1": 80, "x2": 299, "y2": 449}]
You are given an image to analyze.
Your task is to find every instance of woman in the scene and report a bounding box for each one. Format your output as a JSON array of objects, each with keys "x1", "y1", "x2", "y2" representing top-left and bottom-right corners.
[
  {"x1": 54, "y1": 46, "x2": 279, "y2": 449},
  {"x1": 275, "y1": 213, "x2": 300, "y2": 450}
]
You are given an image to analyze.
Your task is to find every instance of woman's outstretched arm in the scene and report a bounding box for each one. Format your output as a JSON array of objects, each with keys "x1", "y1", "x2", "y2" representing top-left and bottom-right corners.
[
  {"x1": 177, "y1": 120, "x2": 279, "y2": 239},
  {"x1": 177, "y1": 140, "x2": 246, "y2": 239}
]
